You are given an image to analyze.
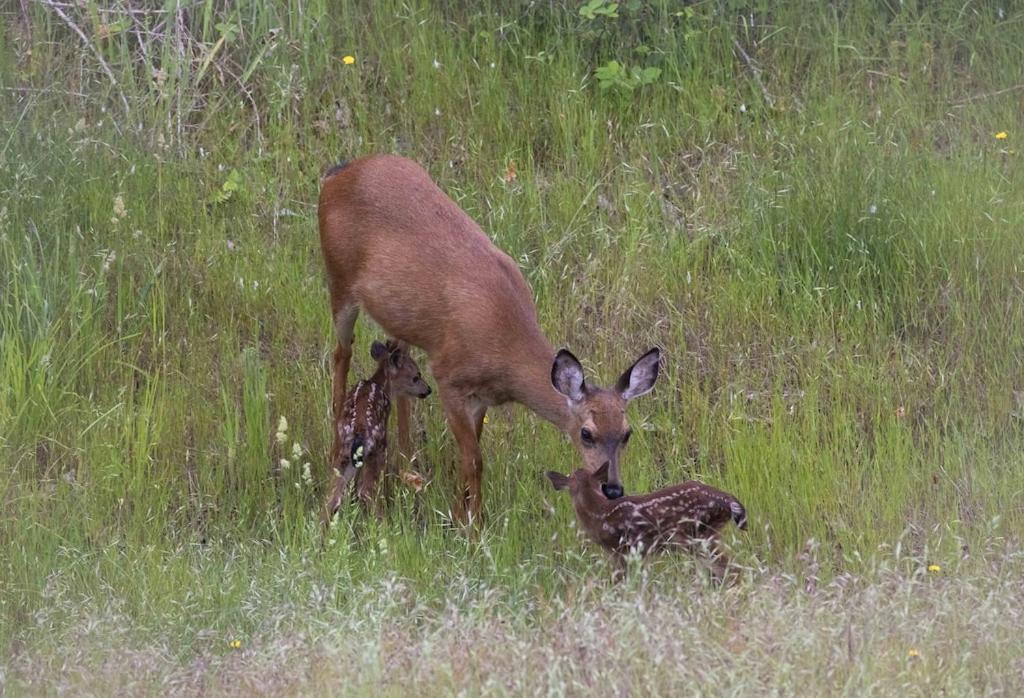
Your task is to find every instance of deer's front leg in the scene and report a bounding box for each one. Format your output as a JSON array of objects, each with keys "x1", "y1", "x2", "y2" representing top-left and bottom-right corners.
[
  {"x1": 437, "y1": 384, "x2": 485, "y2": 526},
  {"x1": 395, "y1": 395, "x2": 413, "y2": 465}
]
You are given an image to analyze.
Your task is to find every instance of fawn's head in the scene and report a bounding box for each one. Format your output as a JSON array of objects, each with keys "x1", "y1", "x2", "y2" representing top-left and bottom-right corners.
[
  {"x1": 550, "y1": 348, "x2": 660, "y2": 500},
  {"x1": 546, "y1": 462, "x2": 608, "y2": 502},
  {"x1": 370, "y1": 340, "x2": 432, "y2": 399}
]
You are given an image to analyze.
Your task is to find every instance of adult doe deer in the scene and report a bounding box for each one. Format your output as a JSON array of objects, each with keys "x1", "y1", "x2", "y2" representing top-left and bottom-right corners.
[
  {"x1": 318, "y1": 154, "x2": 660, "y2": 524},
  {"x1": 322, "y1": 340, "x2": 431, "y2": 524},
  {"x1": 546, "y1": 463, "x2": 748, "y2": 582}
]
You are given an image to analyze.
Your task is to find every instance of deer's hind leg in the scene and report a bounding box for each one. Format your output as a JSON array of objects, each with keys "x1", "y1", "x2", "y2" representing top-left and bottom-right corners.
[{"x1": 329, "y1": 303, "x2": 359, "y2": 467}]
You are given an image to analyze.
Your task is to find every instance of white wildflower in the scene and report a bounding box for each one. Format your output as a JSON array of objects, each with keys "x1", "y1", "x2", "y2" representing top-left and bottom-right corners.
[
  {"x1": 275, "y1": 416, "x2": 289, "y2": 444},
  {"x1": 111, "y1": 195, "x2": 127, "y2": 224},
  {"x1": 291, "y1": 442, "x2": 304, "y2": 460},
  {"x1": 279, "y1": 457, "x2": 291, "y2": 470}
]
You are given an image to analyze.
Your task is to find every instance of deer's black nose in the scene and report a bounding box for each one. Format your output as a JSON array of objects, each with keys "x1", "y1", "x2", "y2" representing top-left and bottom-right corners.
[{"x1": 602, "y1": 482, "x2": 624, "y2": 500}]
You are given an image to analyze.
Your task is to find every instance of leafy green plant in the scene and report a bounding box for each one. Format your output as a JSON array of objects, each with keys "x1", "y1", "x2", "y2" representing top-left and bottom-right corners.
[
  {"x1": 594, "y1": 60, "x2": 661, "y2": 91},
  {"x1": 209, "y1": 168, "x2": 244, "y2": 204},
  {"x1": 579, "y1": 0, "x2": 619, "y2": 20}
]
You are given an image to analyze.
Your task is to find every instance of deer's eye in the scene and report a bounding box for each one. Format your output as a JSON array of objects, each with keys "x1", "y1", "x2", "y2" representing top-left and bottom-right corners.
[
  {"x1": 622, "y1": 430, "x2": 632, "y2": 445},
  {"x1": 580, "y1": 428, "x2": 595, "y2": 446}
]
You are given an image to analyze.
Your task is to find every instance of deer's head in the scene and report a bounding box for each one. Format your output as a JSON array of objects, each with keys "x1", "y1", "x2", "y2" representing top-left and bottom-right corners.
[
  {"x1": 545, "y1": 462, "x2": 609, "y2": 501},
  {"x1": 371, "y1": 341, "x2": 432, "y2": 399},
  {"x1": 550, "y1": 348, "x2": 660, "y2": 500}
]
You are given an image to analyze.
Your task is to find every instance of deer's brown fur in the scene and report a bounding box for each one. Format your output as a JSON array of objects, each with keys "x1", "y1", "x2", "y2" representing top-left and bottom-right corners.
[
  {"x1": 319, "y1": 154, "x2": 661, "y2": 523},
  {"x1": 547, "y1": 464, "x2": 748, "y2": 581}
]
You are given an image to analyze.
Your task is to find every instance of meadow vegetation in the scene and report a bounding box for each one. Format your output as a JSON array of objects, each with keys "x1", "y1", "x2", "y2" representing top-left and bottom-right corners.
[{"x1": 2, "y1": 0, "x2": 1023, "y2": 693}]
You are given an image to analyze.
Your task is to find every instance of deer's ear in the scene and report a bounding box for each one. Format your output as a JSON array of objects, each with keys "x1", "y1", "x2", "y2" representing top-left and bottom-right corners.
[
  {"x1": 616, "y1": 347, "x2": 660, "y2": 402},
  {"x1": 592, "y1": 462, "x2": 610, "y2": 481},
  {"x1": 551, "y1": 349, "x2": 586, "y2": 404},
  {"x1": 370, "y1": 341, "x2": 387, "y2": 361},
  {"x1": 546, "y1": 471, "x2": 571, "y2": 491}
]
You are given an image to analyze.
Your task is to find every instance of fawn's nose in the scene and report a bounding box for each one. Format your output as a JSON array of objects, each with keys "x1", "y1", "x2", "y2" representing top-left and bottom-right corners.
[
  {"x1": 602, "y1": 482, "x2": 624, "y2": 500},
  {"x1": 421, "y1": 386, "x2": 432, "y2": 398}
]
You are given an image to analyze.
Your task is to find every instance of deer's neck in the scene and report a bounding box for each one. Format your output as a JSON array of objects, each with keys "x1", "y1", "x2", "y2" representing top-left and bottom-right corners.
[
  {"x1": 367, "y1": 368, "x2": 394, "y2": 401},
  {"x1": 572, "y1": 486, "x2": 613, "y2": 531},
  {"x1": 509, "y1": 331, "x2": 573, "y2": 431}
]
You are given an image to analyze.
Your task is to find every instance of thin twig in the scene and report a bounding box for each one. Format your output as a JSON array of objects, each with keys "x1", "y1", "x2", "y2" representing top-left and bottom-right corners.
[
  {"x1": 732, "y1": 37, "x2": 775, "y2": 109},
  {"x1": 39, "y1": 0, "x2": 131, "y2": 122},
  {"x1": 952, "y1": 84, "x2": 1024, "y2": 107},
  {"x1": 2, "y1": 86, "x2": 88, "y2": 98}
]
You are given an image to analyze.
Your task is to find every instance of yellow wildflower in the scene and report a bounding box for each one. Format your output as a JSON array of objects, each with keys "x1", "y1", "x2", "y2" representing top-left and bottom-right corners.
[
  {"x1": 995, "y1": 131, "x2": 1008, "y2": 140},
  {"x1": 229, "y1": 639, "x2": 242, "y2": 649},
  {"x1": 483, "y1": 414, "x2": 490, "y2": 424},
  {"x1": 908, "y1": 648, "x2": 919, "y2": 658},
  {"x1": 927, "y1": 564, "x2": 941, "y2": 573},
  {"x1": 342, "y1": 55, "x2": 356, "y2": 65}
]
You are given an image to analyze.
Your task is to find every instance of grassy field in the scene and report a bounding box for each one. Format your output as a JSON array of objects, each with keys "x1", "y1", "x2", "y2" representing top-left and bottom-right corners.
[{"x1": 2, "y1": 0, "x2": 1024, "y2": 693}]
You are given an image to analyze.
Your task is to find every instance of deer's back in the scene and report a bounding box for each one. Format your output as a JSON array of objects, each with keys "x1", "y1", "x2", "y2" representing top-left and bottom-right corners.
[
  {"x1": 339, "y1": 380, "x2": 391, "y2": 457},
  {"x1": 599, "y1": 481, "x2": 743, "y2": 553},
  {"x1": 318, "y1": 155, "x2": 541, "y2": 357}
]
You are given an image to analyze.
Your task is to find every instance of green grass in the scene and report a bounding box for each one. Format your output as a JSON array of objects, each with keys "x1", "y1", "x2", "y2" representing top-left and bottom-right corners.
[{"x1": 2, "y1": 0, "x2": 1024, "y2": 692}]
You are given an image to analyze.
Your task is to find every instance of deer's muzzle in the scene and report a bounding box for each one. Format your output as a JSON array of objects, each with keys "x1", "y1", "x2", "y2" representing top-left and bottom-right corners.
[{"x1": 602, "y1": 482, "x2": 624, "y2": 499}]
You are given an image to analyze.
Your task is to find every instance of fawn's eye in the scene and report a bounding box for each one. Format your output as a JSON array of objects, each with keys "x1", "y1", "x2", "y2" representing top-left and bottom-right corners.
[
  {"x1": 580, "y1": 428, "x2": 595, "y2": 445},
  {"x1": 622, "y1": 430, "x2": 632, "y2": 445}
]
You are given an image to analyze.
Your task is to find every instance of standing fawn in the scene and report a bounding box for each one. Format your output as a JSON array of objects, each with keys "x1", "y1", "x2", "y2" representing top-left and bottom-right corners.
[
  {"x1": 546, "y1": 463, "x2": 748, "y2": 582},
  {"x1": 319, "y1": 154, "x2": 660, "y2": 524},
  {"x1": 322, "y1": 340, "x2": 431, "y2": 524}
]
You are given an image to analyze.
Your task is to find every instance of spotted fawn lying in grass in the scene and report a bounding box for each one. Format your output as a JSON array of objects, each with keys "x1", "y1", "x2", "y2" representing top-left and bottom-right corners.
[
  {"x1": 546, "y1": 462, "x2": 748, "y2": 582},
  {"x1": 323, "y1": 341, "x2": 430, "y2": 523}
]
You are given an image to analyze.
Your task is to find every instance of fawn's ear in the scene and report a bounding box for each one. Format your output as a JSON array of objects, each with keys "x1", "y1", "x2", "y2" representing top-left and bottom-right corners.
[
  {"x1": 385, "y1": 340, "x2": 402, "y2": 366},
  {"x1": 370, "y1": 341, "x2": 387, "y2": 361},
  {"x1": 546, "y1": 471, "x2": 571, "y2": 491},
  {"x1": 592, "y1": 462, "x2": 610, "y2": 482},
  {"x1": 616, "y1": 347, "x2": 661, "y2": 402},
  {"x1": 551, "y1": 349, "x2": 586, "y2": 404}
]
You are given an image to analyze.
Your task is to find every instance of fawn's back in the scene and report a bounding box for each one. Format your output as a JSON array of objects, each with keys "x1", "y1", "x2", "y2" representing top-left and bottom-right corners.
[
  {"x1": 601, "y1": 481, "x2": 747, "y2": 553},
  {"x1": 547, "y1": 466, "x2": 747, "y2": 560}
]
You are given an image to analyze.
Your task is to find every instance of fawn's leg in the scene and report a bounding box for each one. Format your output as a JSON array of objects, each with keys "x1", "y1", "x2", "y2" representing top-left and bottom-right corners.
[
  {"x1": 703, "y1": 537, "x2": 737, "y2": 586},
  {"x1": 321, "y1": 459, "x2": 357, "y2": 528},
  {"x1": 355, "y1": 451, "x2": 388, "y2": 520},
  {"x1": 610, "y1": 554, "x2": 627, "y2": 584}
]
